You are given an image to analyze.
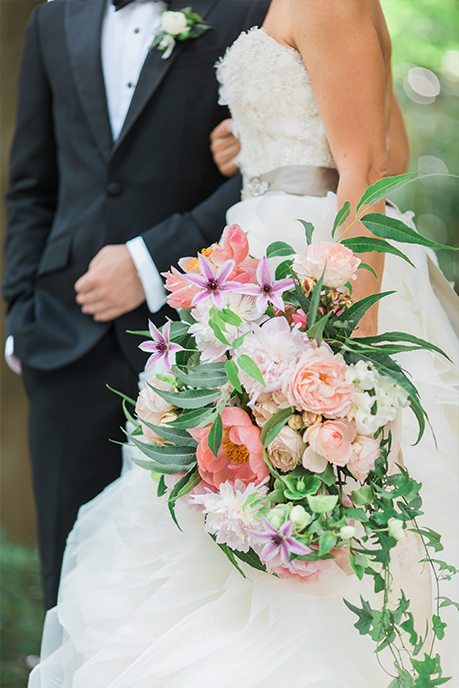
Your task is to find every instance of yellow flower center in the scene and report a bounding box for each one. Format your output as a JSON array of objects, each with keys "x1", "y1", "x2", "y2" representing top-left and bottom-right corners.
[
  {"x1": 187, "y1": 245, "x2": 220, "y2": 272},
  {"x1": 222, "y1": 427, "x2": 249, "y2": 464}
]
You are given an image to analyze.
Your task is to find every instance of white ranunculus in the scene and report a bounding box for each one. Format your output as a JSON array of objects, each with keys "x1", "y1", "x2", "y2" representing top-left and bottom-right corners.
[{"x1": 161, "y1": 11, "x2": 188, "y2": 36}]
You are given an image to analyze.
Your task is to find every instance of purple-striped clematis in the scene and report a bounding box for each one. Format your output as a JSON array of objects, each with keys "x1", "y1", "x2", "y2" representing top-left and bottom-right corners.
[
  {"x1": 185, "y1": 253, "x2": 241, "y2": 309},
  {"x1": 139, "y1": 320, "x2": 183, "y2": 373},
  {"x1": 237, "y1": 257, "x2": 293, "y2": 314},
  {"x1": 250, "y1": 517, "x2": 311, "y2": 569}
]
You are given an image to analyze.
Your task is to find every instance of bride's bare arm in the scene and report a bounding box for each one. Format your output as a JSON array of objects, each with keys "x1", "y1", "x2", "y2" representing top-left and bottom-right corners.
[
  {"x1": 264, "y1": 0, "x2": 393, "y2": 335},
  {"x1": 387, "y1": 93, "x2": 410, "y2": 176}
]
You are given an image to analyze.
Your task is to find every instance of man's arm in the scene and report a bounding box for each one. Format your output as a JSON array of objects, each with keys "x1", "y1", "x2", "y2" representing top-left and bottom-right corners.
[
  {"x1": 75, "y1": 174, "x2": 242, "y2": 321},
  {"x1": 3, "y1": 7, "x2": 58, "y2": 312}
]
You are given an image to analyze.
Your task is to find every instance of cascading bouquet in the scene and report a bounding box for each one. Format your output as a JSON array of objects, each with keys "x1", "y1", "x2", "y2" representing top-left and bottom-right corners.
[{"x1": 122, "y1": 173, "x2": 457, "y2": 687}]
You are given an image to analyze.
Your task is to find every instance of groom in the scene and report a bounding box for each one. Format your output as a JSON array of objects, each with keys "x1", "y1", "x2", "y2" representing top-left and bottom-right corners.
[{"x1": 3, "y1": 0, "x2": 268, "y2": 609}]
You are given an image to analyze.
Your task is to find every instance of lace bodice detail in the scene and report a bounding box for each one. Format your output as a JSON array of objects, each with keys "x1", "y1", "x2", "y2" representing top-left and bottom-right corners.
[{"x1": 216, "y1": 28, "x2": 336, "y2": 180}]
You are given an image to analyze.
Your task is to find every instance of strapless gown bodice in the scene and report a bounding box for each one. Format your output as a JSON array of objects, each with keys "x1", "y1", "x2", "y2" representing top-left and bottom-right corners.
[{"x1": 216, "y1": 28, "x2": 336, "y2": 180}]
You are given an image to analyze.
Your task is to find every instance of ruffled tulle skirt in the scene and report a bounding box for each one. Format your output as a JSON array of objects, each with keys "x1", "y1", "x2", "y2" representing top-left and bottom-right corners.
[{"x1": 29, "y1": 191, "x2": 459, "y2": 687}]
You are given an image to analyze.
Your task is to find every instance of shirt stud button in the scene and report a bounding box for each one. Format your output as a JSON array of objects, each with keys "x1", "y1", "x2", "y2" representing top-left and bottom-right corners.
[
  {"x1": 127, "y1": 81, "x2": 134, "y2": 88},
  {"x1": 134, "y1": 27, "x2": 140, "y2": 33}
]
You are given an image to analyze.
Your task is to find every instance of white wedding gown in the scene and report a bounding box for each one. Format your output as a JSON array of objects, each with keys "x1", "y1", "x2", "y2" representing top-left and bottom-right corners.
[{"x1": 29, "y1": 28, "x2": 459, "y2": 688}]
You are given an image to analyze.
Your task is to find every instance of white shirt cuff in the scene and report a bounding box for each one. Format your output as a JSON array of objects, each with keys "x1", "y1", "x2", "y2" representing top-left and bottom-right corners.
[
  {"x1": 4, "y1": 335, "x2": 22, "y2": 375},
  {"x1": 126, "y1": 236, "x2": 167, "y2": 313}
]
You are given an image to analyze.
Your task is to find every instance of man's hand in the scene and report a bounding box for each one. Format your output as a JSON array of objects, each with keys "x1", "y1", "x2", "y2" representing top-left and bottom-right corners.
[
  {"x1": 210, "y1": 119, "x2": 240, "y2": 177},
  {"x1": 75, "y1": 245, "x2": 145, "y2": 322}
]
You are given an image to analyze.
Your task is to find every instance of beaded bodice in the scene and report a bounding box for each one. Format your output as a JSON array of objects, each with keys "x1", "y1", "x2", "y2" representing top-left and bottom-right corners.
[{"x1": 216, "y1": 27, "x2": 336, "y2": 182}]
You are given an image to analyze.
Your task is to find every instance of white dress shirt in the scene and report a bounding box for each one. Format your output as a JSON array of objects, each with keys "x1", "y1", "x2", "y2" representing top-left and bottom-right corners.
[{"x1": 6, "y1": 0, "x2": 167, "y2": 374}]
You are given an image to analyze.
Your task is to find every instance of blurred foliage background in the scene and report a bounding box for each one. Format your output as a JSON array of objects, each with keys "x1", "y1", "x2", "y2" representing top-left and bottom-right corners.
[
  {"x1": 382, "y1": 0, "x2": 459, "y2": 290},
  {"x1": 0, "y1": 2, "x2": 457, "y2": 686}
]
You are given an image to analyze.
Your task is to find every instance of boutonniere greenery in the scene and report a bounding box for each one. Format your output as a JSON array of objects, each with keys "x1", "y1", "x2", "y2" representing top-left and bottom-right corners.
[{"x1": 150, "y1": 7, "x2": 212, "y2": 60}]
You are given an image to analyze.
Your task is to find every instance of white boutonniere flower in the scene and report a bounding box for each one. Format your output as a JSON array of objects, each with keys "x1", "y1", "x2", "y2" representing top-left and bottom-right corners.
[{"x1": 150, "y1": 7, "x2": 212, "y2": 60}]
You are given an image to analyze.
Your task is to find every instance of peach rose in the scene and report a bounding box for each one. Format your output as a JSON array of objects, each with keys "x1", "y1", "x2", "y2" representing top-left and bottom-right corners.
[
  {"x1": 303, "y1": 420, "x2": 357, "y2": 472},
  {"x1": 348, "y1": 435, "x2": 380, "y2": 481},
  {"x1": 284, "y1": 345, "x2": 354, "y2": 419},
  {"x1": 265, "y1": 551, "x2": 332, "y2": 581},
  {"x1": 189, "y1": 407, "x2": 268, "y2": 488},
  {"x1": 268, "y1": 426, "x2": 306, "y2": 472},
  {"x1": 162, "y1": 265, "x2": 200, "y2": 309},
  {"x1": 213, "y1": 224, "x2": 249, "y2": 267},
  {"x1": 293, "y1": 241, "x2": 361, "y2": 289},
  {"x1": 135, "y1": 379, "x2": 175, "y2": 444}
]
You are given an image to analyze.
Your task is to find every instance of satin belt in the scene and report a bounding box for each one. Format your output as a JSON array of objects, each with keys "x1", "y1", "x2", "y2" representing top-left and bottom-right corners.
[{"x1": 243, "y1": 165, "x2": 339, "y2": 199}]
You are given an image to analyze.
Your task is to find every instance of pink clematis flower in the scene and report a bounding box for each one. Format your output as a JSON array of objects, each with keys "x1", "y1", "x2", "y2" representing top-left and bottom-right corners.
[
  {"x1": 237, "y1": 257, "x2": 294, "y2": 314},
  {"x1": 185, "y1": 254, "x2": 241, "y2": 309},
  {"x1": 250, "y1": 517, "x2": 311, "y2": 570},
  {"x1": 138, "y1": 320, "x2": 183, "y2": 373}
]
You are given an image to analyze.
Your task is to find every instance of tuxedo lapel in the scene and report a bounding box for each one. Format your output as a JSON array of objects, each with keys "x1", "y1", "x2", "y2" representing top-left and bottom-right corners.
[
  {"x1": 112, "y1": 0, "x2": 218, "y2": 155},
  {"x1": 66, "y1": 0, "x2": 113, "y2": 161}
]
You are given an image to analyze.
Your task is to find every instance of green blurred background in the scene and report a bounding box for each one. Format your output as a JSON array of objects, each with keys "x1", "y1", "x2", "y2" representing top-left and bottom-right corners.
[{"x1": 0, "y1": 0, "x2": 458, "y2": 686}]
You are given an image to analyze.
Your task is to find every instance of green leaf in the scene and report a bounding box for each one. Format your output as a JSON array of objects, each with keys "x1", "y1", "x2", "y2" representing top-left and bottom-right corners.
[
  {"x1": 356, "y1": 171, "x2": 418, "y2": 211},
  {"x1": 341, "y1": 236, "x2": 415, "y2": 268},
  {"x1": 260, "y1": 406, "x2": 295, "y2": 447},
  {"x1": 128, "y1": 436, "x2": 196, "y2": 473},
  {"x1": 172, "y1": 363, "x2": 228, "y2": 389},
  {"x1": 169, "y1": 321, "x2": 190, "y2": 340},
  {"x1": 208, "y1": 413, "x2": 223, "y2": 459},
  {"x1": 167, "y1": 465, "x2": 201, "y2": 531},
  {"x1": 332, "y1": 200, "x2": 351, "y2": 238},
  {"x1": 232, "y1": 547, "x2": 267, "y2": 572},
  {"x1": 266, "y1": 241, "x2": 296, "y2": 258},
  {"x1": 342, "y1": 291, "x2": 395, "y2": 332},
  {"x1": 148, "y1": 385, "x2": 221, "y2": 409},
  {"x1": 357, "y1": 262, "x2": 378, "y2": 279},
  {"x1": 157, "y1": 475, "x2": 167, "y2": 497},
  {"x1": 209, "y1": 534, "x2": 247, "y2": 578},
  {"x1": 225, "y1": 359, "x2": 242, "y2": 393},
  {"x1": 187, "y1": 23, "x2": 212, "y2": 38},
  {"x1": 232, "y1": 331, "x2": 251, "y2": 349},
  {"x1": 344, "y1": 507, "x2": 369, "y2": 522},
  {"x1": 220, "y1": 308, "x2": 242, "y2": 327},
  {"x1": 352, "y1": 332, "x2": 451, "y2": 363},
  {"x1": 438, "y1": 597, "x2": 459, "y2": 612},
  {"x1": 432, "y1": 614, "x2": 447, "y2": 641},
  {"x1": 106, "y1": 384, "x2": 137, "y2": 407},
  {"x1": 306, "y1": 311, "x2": 332, "y2": 345},
  {"x1": 319, "y1": 462, "x2": 337, "y2": 486},
  {"x1": 208, "y1": 317, "x2": 231, "y2": 346},
  {"x1": 319, "y1": 531, "x2": 338, "y2": 556},
  {"x1": 168, "y1": 406, "x2": 217, "y2": 429},
  {"x1": 343, "y1": 596, "x2": 375, "y2": 635},
  {"x1": 350, "y1": 552, "x2": 368, "y2": 580},
  {"x1": 122, "y1": 398, "x2": 141, "y2": 429},
  {"x1": 306, "y1": 270, "x2": 324, "y2": 330},
  {"x1": 408, "y1": 527, "x2": 443, "y2": 553},
  {"x1": 135, "y1": 418, "x2": 198, "y2": 447},
  {"x1": 126, "y1": 329, "x2": 151, "y2": 336},
  {"x1": 179, "y1": 308, "x2": 196, "y2": 325},
  {"x1": 297, "y1": 218, "x2": 315, "y2": 245},
  {"x1": 237, "y1": 354, "x2": 265, "y2": 385},
  {"x1": 361, "y1": 213, "x2": 459, "y2": 252},
  {"x1": 275, "y1": 260, "x2": 293, "y2": 280}
]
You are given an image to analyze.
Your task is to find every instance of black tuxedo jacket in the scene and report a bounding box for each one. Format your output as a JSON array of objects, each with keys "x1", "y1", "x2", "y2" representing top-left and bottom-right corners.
[{"x1": 3, "y1": 0, "x2": 268, "y2": 371}]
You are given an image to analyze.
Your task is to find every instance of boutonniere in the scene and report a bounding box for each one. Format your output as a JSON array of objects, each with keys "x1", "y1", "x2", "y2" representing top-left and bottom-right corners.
[{"x1": 150, "y1": 7, "x2": 212, "y2": 60}]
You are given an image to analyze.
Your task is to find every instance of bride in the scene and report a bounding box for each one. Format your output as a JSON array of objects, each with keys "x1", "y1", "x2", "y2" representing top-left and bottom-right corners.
[{"x1": 29, "y1": 1, "x2": 458, "y2": 686}]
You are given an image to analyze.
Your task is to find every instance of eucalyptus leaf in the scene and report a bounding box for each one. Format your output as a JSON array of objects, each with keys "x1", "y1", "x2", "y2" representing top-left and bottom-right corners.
[
  {"x1": 307, "y1": 270, "x2": 324, "y2": 330},
  {"x1": 106, "y1": 384, "x2": 137, "y2": 407},
  {"x1": 260, "y1": 406, "x2": 295, "y2": 447},
  {"x1": 341, "y1": 237, "x2": 415, "y2": 268},
  {"x1": 225, "y1": 359, "x2": 242, "y2": 393},
  {"x1": 266, "y1": 241, "x2": 296, "y2": 258},
  {"x1": 135, "y1": 418, "x2": 198, "y2": 447},
  {"x1": 237, "y1": 354, "x2": 265, "y2": 385}
]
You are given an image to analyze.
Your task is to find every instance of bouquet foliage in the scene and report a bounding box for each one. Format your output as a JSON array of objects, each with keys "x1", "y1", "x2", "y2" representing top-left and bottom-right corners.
[{"x1": 121, "y1": 173, "x2": 457, "y2": 687}]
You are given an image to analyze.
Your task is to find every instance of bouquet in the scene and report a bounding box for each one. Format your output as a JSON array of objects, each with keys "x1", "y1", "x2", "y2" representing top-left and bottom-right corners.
[{"x1": 122, "y1": 173, "x2": 457, "y2": 686}]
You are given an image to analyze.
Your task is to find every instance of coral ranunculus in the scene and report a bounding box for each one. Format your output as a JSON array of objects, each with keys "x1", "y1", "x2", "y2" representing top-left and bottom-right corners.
[
  {"x1": 189, "y1": 407, "x2": 268, "y2": 488},
  {"x1": 284, "y1": 345, "x2": 354, "y2": 419}
]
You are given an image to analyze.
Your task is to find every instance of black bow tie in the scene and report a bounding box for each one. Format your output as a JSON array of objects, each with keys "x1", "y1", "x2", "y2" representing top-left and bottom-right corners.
[{"x1": 112, "y1": 0, "x2": 169, "y2": 11}]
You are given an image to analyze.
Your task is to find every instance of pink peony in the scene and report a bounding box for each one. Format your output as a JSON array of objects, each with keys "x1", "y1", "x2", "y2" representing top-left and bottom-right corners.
[
  {"x1": 292, "y1": 241, "x2": 361, "y2": 289},
  {"x1": 188, "y1": 407, "x2": 268, "y2": 488},
  {"x1": 162, "y1": 265, "x2": 200, "y2": 309},
  {"x1": 303, "y1": 420, "x2": 357, "y2": 472},
  {"x1": 348, "y1": 435, "x2": 380, "y2": 481},
  {"x1": 265, "y1": 551, "x2": 332, "y2": 581},
  {"x1": 135, "y1": 379, "x2": 175, "y2": 445},
  {"x1": 284, "y1": 345, "x2": 354, "y2": 419}
]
